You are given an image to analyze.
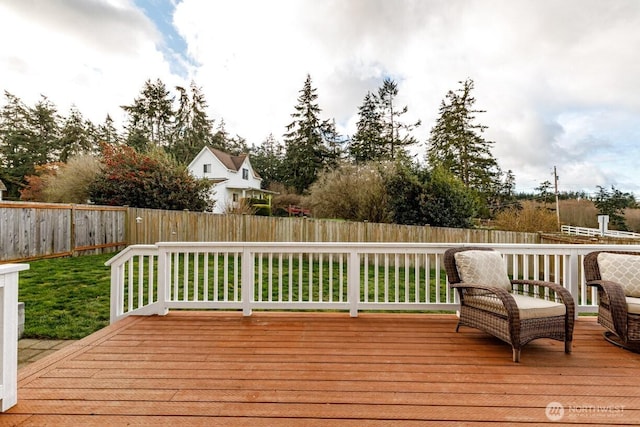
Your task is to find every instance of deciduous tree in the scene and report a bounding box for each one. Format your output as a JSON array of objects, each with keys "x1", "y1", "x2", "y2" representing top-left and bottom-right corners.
[{"x1": 89, "y1": 144, "x2": 213, "y2": 211}]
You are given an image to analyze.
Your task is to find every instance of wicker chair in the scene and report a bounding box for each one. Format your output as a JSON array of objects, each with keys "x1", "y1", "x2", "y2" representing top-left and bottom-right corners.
[
  {"x1": 584, "y1": 251, "x2": 640, "y2": 352},
  {"x1": 444, "y1": 247, "x2": 575, "y2": 362}
]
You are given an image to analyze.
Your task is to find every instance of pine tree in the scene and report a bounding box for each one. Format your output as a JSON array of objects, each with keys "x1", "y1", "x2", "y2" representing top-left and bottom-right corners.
[
  {"x1": 59, "y1": 106, "x2": 95, "y2": 162},
  {"x1": 0, "y1": 92, "x2": 32, "y2": 198},
  {"x1": 283, "y1": 74, "x2": 327, "y2": 193},
  {"x1": 427, "y1": 79, "x2": 501, "y2": 194},
  {"x1": 350, "y1": 91, "x2": 385, "y2": 163},
  {"x1": 320, "y1": 118, "x2": 344, "y2": 170},
  {"x1": 28, "y1": 95, "x2": 61, "y2": 165},
  {"x1": 250, "y1": 133, "x2": 285, "y2": 189},
  {"x1": 377, "y1": 78, "x2": 421, "y2": 160},
  {"x1": 122, "y1": 78, "x2": 174, "y2": 151},
  {"x1": 95, "y1": 115, "x2": 120, "y2": 147},
  {"x1": 170, "y1": 81, "x2": 213, "y2": 163}
]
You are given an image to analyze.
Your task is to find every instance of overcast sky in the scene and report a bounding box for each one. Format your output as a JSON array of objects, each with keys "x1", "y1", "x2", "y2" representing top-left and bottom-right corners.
[{"x1": 2, "y1": 0, "x2": 639, "y2": 195}]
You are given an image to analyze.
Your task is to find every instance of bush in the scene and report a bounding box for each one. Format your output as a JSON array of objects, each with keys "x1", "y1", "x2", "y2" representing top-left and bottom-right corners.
[
  {"x1": 89, "y1": 145, "x2": 213, "y2": 211},
  {"x1": 306, "y1": 162, "x2": 392, "y2": 223},
  {"x1": 493, "y1": 201, "x2": 558, "y2": 232}
]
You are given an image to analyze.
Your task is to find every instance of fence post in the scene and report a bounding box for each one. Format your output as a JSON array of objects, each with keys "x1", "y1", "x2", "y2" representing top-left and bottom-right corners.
[{"x1": 1, "y1": 264, "x2": 29, "y2": 412}]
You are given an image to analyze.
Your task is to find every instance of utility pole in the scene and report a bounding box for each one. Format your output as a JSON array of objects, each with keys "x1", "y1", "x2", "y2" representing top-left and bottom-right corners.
[{"x1": 554, "y1": 166, "x2": 560, "y2": 231}]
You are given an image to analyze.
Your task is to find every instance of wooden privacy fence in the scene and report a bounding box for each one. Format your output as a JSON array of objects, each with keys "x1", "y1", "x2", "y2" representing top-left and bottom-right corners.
[
  {"x1": 0, "y1": 202, "x2": 126, "y2": 263},
  {"x1": 127, "y1": 207, "x2": 540, "y2": 245},
  {"x1": 1, "y1": 202, "x2": 541, "y2": 263}
]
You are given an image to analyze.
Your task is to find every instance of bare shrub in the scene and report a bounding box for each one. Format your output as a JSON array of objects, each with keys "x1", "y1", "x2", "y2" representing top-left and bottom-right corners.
[
  {"x1": 269, "y1": 183, "x2": 306, "y2": 216},
  {"x1": 306, "y1": 162, "x2": 393, "y2": 222},
  {"x1": 493, "y1": 201, "x2": 558, "y2": 232},
  {"x1": 43, "y1": 155, "x2": 102, "y2": 203}
]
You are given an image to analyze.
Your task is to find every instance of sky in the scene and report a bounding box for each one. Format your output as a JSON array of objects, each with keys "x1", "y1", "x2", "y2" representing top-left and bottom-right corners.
[{"x1": 1, "y1": 0, "x2": 639, "y2": 196}]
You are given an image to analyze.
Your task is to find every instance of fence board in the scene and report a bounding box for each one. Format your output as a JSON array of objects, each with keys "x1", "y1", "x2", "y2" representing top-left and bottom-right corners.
[
  {"x1": 1, "y1": 202, "x2": 543, "y2": 263},
  {"x1": 127, "y1": 208, "x2": 541, "y2": 246},
  {"x1": 0, "y1": 202, "x2": 126, "y2": 262}
]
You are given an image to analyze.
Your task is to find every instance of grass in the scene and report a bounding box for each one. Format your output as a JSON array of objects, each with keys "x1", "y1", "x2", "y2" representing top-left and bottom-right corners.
[
  {"x1": 18, "y1": 253, "x2": 113, "y2": 340},
  {"x1": 18, "y1": 251, "x2": 452, "y2": 340}
]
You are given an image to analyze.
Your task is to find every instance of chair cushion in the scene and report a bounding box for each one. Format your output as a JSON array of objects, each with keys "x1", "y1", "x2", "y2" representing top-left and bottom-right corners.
[
  {"x1": 627, "y1": 297, "x2": 640, "y2": 315},
  {"x1": 454, "y1": 250, "x2": 512, "y2": 291},
  {"x1": 597, "y1": 252, "x2": 640, "y2": 297},
  {"x1": 465, "y1": 294, "x2": 566, "y2": 319}
]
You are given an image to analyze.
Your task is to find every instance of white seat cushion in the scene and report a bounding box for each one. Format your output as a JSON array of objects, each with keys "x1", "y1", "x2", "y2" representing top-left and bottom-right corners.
[
  {"x1": 454, "y1": 250, "x2": 512, "y2": 291},
  {"x1": 627, "y1": 297, "x2": 640, "y2": 315},
  {"x1": 597, "y1": 252, "x2": 640, "y2": 297},
  {"x1": 465, "y1": 293, "x2": 566, "y2": 320}
]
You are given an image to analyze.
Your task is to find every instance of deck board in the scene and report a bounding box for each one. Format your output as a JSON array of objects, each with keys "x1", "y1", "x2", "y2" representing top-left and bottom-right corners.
[{"x1": 4, "y1": 312, "x2": 640, "y2": 425}]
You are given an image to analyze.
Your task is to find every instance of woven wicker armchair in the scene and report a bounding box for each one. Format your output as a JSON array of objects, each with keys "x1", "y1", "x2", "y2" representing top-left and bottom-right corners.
[
  {"x1": 444, "y1": 247, "x2": 575, "y2": 362},
  {"x1": 584, "y1": 251, "x2": 640, "y2": 352}
]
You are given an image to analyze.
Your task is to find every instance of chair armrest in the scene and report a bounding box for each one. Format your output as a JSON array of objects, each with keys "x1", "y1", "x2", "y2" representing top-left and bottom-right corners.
[
  {"x1": 587, "y1": 279, "x2": 628, "y2": 314},
  {"x1": 587, "y1": 279, "x2": 629, "y2": 340},
  {"x1": 512, "y1": 280, "x2": 576, "y2": 311},
  {"x1": 450, "y1": 283, "x2": 520, "y2": 321}
]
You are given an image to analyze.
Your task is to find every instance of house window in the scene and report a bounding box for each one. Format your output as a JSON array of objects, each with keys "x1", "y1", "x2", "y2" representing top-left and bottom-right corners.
[
  {"x1": 232, "y1": 193, "x2": 239, "y2": 202},
  {"x1": 242, "y1": 168, "x2": 249, "y2": 180},
  {"x1": 203, "y1": 164, "x2": 211, "y2": 173}
]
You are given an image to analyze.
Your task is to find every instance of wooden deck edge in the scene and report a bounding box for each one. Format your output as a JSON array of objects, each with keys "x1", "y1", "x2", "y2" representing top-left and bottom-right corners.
[{"x1": 18, "y1": 315, "x2": 146, "y2": 384}]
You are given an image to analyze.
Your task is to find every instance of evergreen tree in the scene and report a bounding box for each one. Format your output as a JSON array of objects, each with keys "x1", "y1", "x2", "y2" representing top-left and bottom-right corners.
[
  {"x1": 28, "y1": 95, "x2": 61, "y2": 165},
  {"x1": 121, "y1": 78, "x2": 174, "y2": 151},
  {"x1": 210, "y1": 118, "x2": 230, "y2": 151},
  {"x1": 0, "y1": 93, "x2": 62, "y2": 198},
  {"x1": 0, "y1": 92, "x2": 33, "y2": 198},
  {"x1": 95, "y1": 114, "x2": 120, "y2": 147},
  {"x1": 226, "y1": 135, "x2": 249, "y2": 156},
  {"x1": 283, "y1": 74, "x2": 327, "y2": 193},
  {"x1": 427, "y1": 79, "x2": 502, "y2": 215},
  {"x1": 169, "y1": 81, "x2": 213, "y2": 163},
  {"x1": 349, "y1": 91, "x2": 385, "y2": 162},
  {"x1": 377, "y1": 78, "x2": 421, "y2": 159},
  {"x1": 250, "y1": 134, "x2": 286, "y2": 189},
  {"x1": 320, "y1": 118, "x2": 345, "y2": 169},
  {"x1": 59, "y1": 106, "x2": 95, "y2": 162},
  {"x1": 593, "y1": 185, "x2": 636, "y2": 231}
]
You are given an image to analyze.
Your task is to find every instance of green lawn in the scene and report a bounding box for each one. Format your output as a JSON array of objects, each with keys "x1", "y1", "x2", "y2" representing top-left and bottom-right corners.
[
  {"x1": 18, "y1": 253, "x2": 113, "y2": 339},
  {"x1": 17, "y1": 251, "x2": 452, "y2": 340}
]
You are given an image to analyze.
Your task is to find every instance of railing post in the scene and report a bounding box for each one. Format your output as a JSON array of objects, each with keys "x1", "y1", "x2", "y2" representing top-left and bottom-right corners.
[
  {"x1": 242, "y1": 247, "x2": 253, "y2": 316},
  {"x1": 566, "y1": 249, "x2": 580, "y2": 318},
  {"x1": 156, "y1": 249, "x2": 169, "y2": 316},
  {"x1": 109, "y1": 263, "x2": 122, "y2": 323},
  {"x1": 348, "y1": 250, "x2": 360, "y2": 317},
  {"x1": 1, "y1": 264, "x2": 29, "y2": 412}
]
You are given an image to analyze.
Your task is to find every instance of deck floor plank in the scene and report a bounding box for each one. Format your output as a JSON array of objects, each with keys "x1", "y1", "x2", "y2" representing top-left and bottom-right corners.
[{"x1": 4, "y1": 312, "x2": 640, "y2": 425}]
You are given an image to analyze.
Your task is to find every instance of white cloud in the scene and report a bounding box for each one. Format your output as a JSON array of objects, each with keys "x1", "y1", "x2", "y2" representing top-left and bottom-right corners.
[{"x1": 2, "y1": 0, "x2": 639, "y2": 195}]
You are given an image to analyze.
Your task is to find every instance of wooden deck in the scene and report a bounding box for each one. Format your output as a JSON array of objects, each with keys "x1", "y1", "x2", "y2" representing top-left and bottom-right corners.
[{"x1": 4, "y1": 313, "x2": 640, "y2": 426}]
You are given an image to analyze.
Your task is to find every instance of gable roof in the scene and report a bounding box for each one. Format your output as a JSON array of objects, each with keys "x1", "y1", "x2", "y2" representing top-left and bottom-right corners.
[{"x1": 206, "y1": 147, "x2": 261, "y2": 178}]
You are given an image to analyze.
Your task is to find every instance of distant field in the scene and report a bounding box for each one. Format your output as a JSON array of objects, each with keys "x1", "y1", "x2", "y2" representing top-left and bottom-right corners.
[{"x1": 558, "y1": 199, "x2": 640, "y2": 232}]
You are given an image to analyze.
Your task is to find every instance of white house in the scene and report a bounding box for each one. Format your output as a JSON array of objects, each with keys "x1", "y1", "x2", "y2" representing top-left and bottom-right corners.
[
  {"x1": 0, "y1": 179, "x2": 6, "y2": 201},
  {"x1": 187, "y1": 146, "x2": 271, "y2": 214}
]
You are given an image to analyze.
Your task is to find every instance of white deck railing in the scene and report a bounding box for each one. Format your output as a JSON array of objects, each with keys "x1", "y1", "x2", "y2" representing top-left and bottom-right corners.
[
  {"x1": 1, "y1": 263, "x2": 29, "y2": 412},
  {"x1": 106, "y1": 242, "x2": 640, "y2": 323}
]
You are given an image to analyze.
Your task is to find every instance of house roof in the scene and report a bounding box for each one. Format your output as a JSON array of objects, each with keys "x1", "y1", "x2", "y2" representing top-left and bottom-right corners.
[{"x1": 207, "y1": 147, "x2": 261, "y2": 178}]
